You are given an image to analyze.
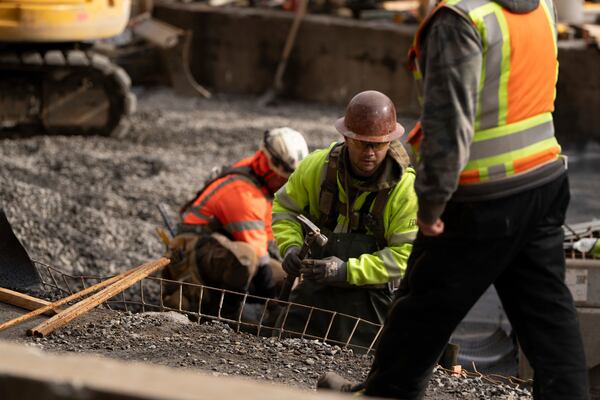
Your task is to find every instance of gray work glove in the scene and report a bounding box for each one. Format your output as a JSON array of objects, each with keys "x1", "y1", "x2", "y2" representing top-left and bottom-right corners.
[
  {"x1": 282, "y1": 246, "x2": 303, "y2": 276},
  {"x1": 301, "y1": 256, "x2": 347, "y2": 284}
]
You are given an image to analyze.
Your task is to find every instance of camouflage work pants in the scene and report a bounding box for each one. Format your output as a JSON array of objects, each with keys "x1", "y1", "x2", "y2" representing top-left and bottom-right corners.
[{"x1": 161, "y1": 233, "x2": 284, "y2": 317}]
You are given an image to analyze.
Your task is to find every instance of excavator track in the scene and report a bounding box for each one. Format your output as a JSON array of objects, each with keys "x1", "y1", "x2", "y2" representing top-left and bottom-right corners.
[{"x1": 0, "y1": 48, "x2": 136, "y2": 137}]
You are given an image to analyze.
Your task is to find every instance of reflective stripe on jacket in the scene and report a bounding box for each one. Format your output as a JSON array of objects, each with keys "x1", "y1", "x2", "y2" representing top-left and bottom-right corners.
[
  {"x1": 272, "y1": 143, "x2": 418, "y2": 286},
  {"x1": 182, "y1": 151, "x2": 273, "y2": 263},
  {"x1": 408, "y1": 0, "x2": 561, "y2": 186},
  {"x1": 593, "y1": 240, "x2": 600, "y2": 259}
]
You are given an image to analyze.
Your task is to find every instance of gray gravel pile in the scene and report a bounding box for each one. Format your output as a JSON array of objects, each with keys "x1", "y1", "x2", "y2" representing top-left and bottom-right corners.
[
  {"x1": 1, "y1": 88, "x2": 534, "y2": 399},
  {"x1": 32, "y1": 311, "x2": 368, "y2": 388},
  {"x1": 0, "y1": 89, "x2": 343, "y2": 276},
  {"x1": 28, "y1": 310, "x2": 531, "y2": 399}
]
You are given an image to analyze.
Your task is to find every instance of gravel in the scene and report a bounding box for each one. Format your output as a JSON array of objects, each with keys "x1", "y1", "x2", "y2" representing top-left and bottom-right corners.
[
  {"x1": 0, "y1": 88, "x2": 535, "y2": 399},
  {"x1": 25, "y1": 310, "x2": 532, "y2": 399},
  {"x1": 0, "y1": 88, "x2": 345, "y2": 276}
]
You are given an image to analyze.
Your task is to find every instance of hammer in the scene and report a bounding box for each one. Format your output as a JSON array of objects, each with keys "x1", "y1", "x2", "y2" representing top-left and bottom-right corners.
[{"x1": 278, "y1": 214, "x2": 328, "y2": 301}]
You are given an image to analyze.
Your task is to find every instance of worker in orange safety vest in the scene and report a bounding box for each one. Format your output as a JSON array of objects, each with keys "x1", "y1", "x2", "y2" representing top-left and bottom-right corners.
[
  {"x1": 318, "y1": 0, "x2": 589, "y2": 398},
  {"x1": 162, "y1": 128, "x2": 309, "y2": 319}
]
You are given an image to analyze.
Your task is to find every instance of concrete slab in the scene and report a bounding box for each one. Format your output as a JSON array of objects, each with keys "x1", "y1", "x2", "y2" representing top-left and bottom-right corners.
[{"x1": 0, "y1": 340, "x2": 351, "y2": 400}]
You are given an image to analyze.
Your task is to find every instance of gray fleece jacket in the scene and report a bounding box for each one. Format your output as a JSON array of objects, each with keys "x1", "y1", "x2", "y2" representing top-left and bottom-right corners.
[{"x1": 416, "y1": 0, "x2": 563, "y2": 224}]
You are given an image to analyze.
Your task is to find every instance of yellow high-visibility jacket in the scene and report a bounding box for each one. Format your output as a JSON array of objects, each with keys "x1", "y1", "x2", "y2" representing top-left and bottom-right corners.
[{"x1": 272, "y1": 142, "x2": 418, "y2": 286}]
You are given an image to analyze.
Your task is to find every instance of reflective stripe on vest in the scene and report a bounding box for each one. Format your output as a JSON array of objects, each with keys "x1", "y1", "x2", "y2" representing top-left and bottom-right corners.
[
  {"x1": 408, "y1": 0, "x2": 561, "y2": 185},
  {"x1": 183, "y1": 173, "x2": 262, "y2": 225}
]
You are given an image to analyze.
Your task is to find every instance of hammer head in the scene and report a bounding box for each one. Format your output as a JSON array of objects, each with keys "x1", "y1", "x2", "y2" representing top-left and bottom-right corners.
[{"x1": 296, "y1": 214, "x2": 328, "y2": 247}]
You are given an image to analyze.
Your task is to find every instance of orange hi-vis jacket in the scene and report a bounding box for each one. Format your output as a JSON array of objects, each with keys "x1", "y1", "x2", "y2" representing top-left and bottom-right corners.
[
  {"x1": 408, "y1": 0, "x2": 561, "y2": 186},
  {"x1": 181, "y1": 151, "x2": 275, "y2": 264}
]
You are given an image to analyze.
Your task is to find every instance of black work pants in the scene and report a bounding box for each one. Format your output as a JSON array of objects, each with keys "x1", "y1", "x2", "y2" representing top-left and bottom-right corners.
[{"x1": 363, "y1": 174, "x2": 589, "y2": 400}]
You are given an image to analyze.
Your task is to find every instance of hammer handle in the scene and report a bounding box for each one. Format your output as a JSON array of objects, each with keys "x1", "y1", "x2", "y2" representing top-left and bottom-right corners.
[
  {"x1": 278, "y1": 240, "x2": 311, "y2": 301},
  {"x1": 297, "y1": 242, "x2": 311, "y2": 260}
]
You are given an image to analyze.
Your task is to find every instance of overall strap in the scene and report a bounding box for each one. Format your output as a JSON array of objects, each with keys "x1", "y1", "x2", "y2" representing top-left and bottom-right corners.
[
  {"x1": 318, "y1": 143, "x2": 344, "y2": 230},
  {"x1": 350, "y1": 191, "x2": 378, "y2": 232},
  {"x1": 365, "y1": 188, "x2": 392, "y2": 249}
]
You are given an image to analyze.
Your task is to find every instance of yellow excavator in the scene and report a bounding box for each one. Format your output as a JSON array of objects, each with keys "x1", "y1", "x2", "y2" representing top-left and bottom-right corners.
[{"x1": 0, "y1": 0, "x2": 136, "y2": 136}]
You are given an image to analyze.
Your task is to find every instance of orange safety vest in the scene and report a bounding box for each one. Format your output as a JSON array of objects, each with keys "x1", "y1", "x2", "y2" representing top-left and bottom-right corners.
[
  {"x1": 408, "y1": 0, "x2": 561, "y2": 186},
  {"x1": 181, "y1": 151, "x2": 274, "y2": 260}
]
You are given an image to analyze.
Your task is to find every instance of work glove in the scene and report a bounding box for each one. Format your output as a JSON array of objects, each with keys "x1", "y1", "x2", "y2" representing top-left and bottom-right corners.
[
  {"x1": 282, "y1": 246, "x2": 303, "y2": 276},
  {"x1": 301, "y1": 256, "x2": 347, "y2": 284},
  {"x1": 572, "y1": 238, "x2": 598, "y2": 254}
]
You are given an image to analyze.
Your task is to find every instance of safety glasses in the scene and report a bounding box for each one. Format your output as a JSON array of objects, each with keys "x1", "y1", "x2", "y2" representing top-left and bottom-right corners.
[{"x1": 347, "y1": 138, "x2": 390, "y2": 151}]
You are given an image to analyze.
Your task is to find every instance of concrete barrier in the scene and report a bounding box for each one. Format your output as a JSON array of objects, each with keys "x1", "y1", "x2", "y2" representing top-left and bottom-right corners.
[
  {"x1": 154, "y1": 3, "x2": 420, "y2": 116},
  {"x1": 154, "y1": 3, "x2": 599, "y2": 145},
  {"x1": 0, "y1": 341, "x2": 346, "y2": 400}
]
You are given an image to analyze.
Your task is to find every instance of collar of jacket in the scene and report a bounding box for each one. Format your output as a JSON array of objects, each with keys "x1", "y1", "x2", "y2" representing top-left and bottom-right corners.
[
  {"x1": 338, "y1": 140, "x2": 411, "y2": 193},
  {"x1": 247, "y1": 150, "x2": 270, "y2": 178},
  {"x1": 493, "y1": 0, "x2": 539, "y2": 13},
  {"x1": 233, "y1": 150, "x2": 273, "y2": 195}
]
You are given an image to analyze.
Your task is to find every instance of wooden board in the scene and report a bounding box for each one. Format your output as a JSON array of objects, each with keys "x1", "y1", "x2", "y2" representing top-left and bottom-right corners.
[{"x1": 0, "y1": 288, "x2": 58, "y2": 316}]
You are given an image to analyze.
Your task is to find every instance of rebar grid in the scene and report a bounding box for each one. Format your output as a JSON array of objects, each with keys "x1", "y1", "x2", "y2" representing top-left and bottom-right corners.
[
  {"x1": 32, "y1": 261, "x2": 381, "y2": 352},
  {"x1": 31, "y1": 260, "x2": 533, "y2": 389}
]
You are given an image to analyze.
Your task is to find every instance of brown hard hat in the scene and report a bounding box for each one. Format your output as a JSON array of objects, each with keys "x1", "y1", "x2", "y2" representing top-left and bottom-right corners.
[{"x1": 335, "y1": 90, "x2": 405, "y2": 142}]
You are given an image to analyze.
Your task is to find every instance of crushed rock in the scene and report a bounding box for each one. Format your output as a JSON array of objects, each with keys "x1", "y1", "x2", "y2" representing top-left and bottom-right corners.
[
  {"x1": 26, "y1": 310, "x2": 531, "y2": 399},
  {"x1": 1, "y1": 88, "x2": 532, "y2": 399}
]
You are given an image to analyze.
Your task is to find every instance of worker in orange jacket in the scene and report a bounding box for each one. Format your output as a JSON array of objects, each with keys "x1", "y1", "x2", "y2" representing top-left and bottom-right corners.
[{"x1": 162, "y1": 128, "x2": 309, "y2": 318}]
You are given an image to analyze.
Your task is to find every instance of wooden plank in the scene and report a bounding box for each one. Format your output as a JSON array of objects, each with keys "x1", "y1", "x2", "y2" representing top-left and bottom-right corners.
[
  {"x1": 0, "y1": 260, "x2": 151, "y2": 333},
  {"x1": 0, "y1": 288, "x2": 58, "y2": 316},
  {"x1": 29, "y1": 257, "x2": 170, "y2": 338}
]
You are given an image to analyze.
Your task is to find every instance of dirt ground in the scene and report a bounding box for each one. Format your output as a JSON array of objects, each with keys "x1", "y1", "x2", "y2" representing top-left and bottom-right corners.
[{"x1": 3, "y1": 87, "x2": 596, "y2": 399}]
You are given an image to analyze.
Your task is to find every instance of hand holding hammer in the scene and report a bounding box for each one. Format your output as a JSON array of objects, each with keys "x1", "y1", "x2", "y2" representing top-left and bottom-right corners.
[{"x1": 279, "y1": 214, "x2": 328, "y2": 301}]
